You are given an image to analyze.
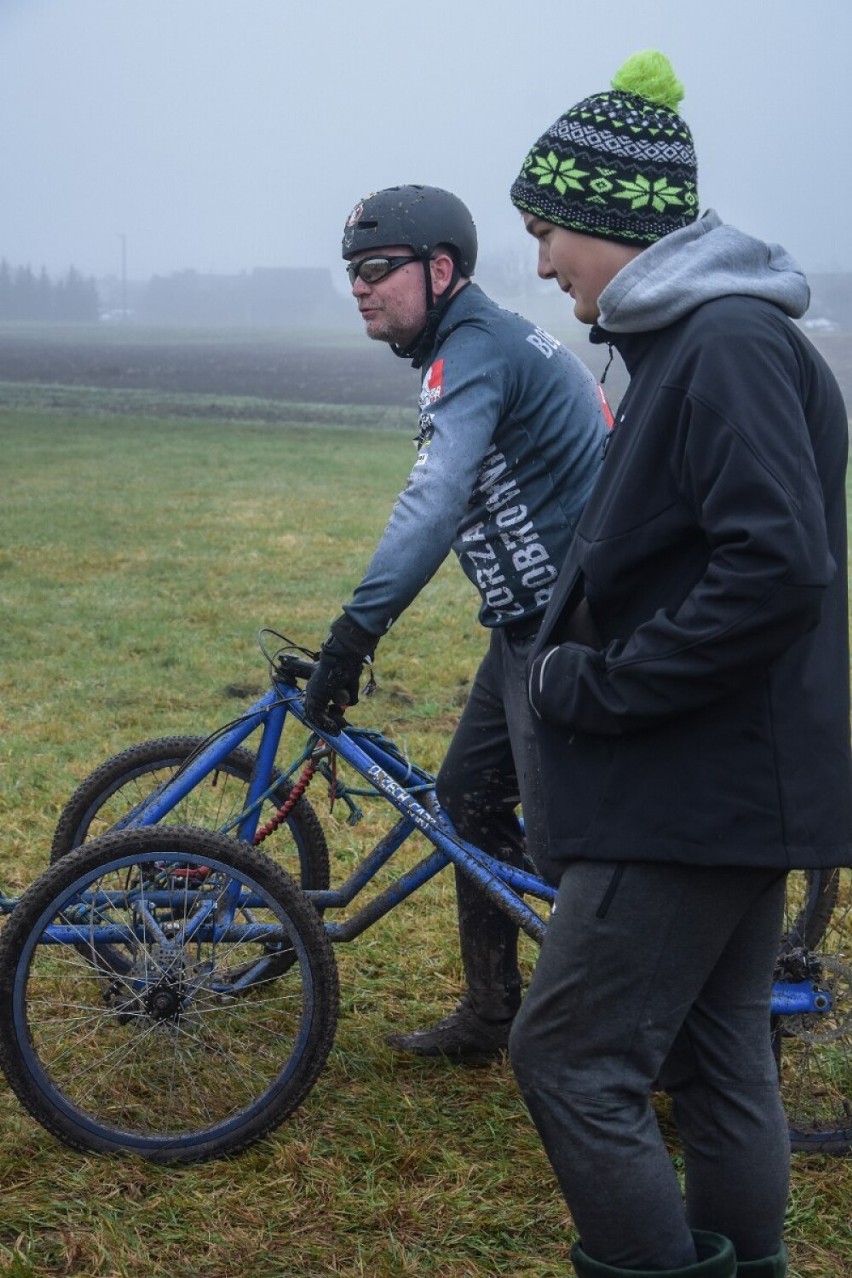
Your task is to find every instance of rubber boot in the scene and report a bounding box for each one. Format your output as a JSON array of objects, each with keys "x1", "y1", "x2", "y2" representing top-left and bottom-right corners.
[
  {"x1": 736, "y1": 1244, "x2": 788, "y2": 1276},
  {"x1": 571, "y1": 1230, "x2": 736, "y2": 1277},
  {"x1": 386, "y1": 862, "x2": 521, "y2": 1062}
]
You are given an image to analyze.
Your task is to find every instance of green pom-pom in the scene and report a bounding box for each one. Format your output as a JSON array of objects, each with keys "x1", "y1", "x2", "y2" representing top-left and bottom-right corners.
[{"x1": 611, "y1": 50, "x2": 684, "y2": 111}]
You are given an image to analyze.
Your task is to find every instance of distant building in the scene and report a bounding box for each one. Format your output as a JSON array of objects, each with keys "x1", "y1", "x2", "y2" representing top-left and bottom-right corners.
[{"x1": 135, "y1": 266, "x2": 350, "y2": 327}]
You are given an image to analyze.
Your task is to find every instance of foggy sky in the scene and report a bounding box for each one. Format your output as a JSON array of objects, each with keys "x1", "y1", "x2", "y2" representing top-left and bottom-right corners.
[{"x1": 2, "y1": 0, "x2": 850, "y2": 288}]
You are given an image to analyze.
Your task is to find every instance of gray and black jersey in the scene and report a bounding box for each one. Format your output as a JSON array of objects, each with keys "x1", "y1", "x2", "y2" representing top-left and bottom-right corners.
[{"x1": 345, "y1": 283, "x2": 609, "y2": 636}]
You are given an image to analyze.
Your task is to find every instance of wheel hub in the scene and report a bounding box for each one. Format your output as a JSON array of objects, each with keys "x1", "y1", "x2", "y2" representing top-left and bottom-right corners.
[{"x1": 146, "y1": 981, "x2": 185, "y2": 1021}]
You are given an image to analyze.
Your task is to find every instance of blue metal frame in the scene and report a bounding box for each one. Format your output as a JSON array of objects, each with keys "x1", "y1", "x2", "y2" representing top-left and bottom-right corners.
[
  {"x1": 99, "y1": 680, "x2": 555, "y2": 945},
  {"x1": 5, "y1": 670, "x2": 834, "y2": 1018}
]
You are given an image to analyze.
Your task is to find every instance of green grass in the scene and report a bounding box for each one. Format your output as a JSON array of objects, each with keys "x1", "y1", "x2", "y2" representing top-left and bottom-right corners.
[
  {"x1": 0, "y1": 380, "x2": 409, "y2": 428},
  {"x1": 0, "y1": 403, "x2": 850, "y2": 1277}
]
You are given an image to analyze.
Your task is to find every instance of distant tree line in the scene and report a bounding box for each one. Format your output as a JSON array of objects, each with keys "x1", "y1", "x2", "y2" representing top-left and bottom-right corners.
[{"x1": 0, "y1": 259, "x2": 99, "y2": 322}]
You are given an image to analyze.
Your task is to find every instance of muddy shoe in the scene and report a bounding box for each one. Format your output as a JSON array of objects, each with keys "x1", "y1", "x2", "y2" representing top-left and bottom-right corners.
[{"x1": 386, "y1": 998, "x2": 514, "y2": 1063}]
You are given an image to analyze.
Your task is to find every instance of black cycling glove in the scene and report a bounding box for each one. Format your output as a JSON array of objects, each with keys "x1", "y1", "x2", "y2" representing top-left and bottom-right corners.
[{"x1": 304, "y1": 613, "x2": 379, "y2": 735}]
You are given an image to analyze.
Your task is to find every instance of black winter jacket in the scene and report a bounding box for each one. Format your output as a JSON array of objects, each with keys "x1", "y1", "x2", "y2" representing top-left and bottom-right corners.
[{"x1": 528, "y1": 292, "x2": 852, "y2": 878}]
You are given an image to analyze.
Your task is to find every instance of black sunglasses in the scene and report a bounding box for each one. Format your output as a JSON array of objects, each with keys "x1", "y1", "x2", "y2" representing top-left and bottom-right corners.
[{"x1": 346, "y1": 254, "x2": 421, "y2": 286}]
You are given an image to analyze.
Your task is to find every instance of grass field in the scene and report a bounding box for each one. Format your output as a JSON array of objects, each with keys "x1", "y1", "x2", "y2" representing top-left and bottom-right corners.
[{"x1": 0, "y1": 355, "x2": 851, "y2": 1276}]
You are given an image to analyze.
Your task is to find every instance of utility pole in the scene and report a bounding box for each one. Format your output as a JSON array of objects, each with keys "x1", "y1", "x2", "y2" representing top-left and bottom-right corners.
[{"x1": 119, "y1": 233, "x2": 127, "y2": 319}]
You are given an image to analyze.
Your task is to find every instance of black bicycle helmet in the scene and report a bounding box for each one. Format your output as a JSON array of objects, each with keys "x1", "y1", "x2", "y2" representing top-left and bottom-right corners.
[
  {"x1": 342, "y1": 185, "x2": 477, "y2": 276},
  {"x1": 342, "y1": 185, "x2": 477, "y2": 367}
]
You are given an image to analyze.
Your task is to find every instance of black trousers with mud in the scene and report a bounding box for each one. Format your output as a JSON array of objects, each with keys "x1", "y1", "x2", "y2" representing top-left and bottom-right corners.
[
  {"x1": 435, "y1": 626, "x2": 547, "y2": 1021},
  {"x1": 509, "y1": 860, "x2": 790, "y2": 1269}
]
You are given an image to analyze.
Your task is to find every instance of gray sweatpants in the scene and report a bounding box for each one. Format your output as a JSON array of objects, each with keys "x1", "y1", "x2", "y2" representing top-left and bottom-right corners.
[{"x1": 509, "y1": 861, "x2": 789, "y2": 1270}]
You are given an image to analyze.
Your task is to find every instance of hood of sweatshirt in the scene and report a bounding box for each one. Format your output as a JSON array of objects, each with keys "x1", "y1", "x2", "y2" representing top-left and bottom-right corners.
[{"x1": 595, "y1": 209, "x2": 810, "y2": 334}]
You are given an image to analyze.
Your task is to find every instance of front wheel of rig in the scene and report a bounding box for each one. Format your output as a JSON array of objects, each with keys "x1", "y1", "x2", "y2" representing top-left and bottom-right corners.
[{"x1": 0, "y1": 826, "x2": 339, "y2": 1162}]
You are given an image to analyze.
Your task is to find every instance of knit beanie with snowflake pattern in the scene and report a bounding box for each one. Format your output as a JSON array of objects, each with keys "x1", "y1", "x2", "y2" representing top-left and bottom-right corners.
[{"x1": 510, "y1": 50, "x2": 698, "y2": 245}]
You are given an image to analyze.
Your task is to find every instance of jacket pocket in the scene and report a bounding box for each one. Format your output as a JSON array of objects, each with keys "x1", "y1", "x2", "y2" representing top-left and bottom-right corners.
[{"x1": 529, "y1": 716, "x2": 615, "y2": 841}]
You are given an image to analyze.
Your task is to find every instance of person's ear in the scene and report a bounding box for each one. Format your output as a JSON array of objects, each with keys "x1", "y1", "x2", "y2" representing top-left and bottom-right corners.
[{"x1": 429, "y1": 252, "x2": 456, "y2": 299}]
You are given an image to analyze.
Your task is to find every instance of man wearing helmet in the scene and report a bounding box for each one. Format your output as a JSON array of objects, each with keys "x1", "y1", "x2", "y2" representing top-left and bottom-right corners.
[{"x1": 305, "y1": 184, "x2": 609, "y2": 1061}]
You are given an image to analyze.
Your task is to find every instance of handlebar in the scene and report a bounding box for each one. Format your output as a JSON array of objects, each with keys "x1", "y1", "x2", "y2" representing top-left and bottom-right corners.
[{"x1": 274, "y1": 651, "x2": 318, "y2": 683}]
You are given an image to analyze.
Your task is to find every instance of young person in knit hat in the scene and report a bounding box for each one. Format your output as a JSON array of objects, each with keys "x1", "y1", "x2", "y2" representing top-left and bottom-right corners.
[{"x1": 506, "y1": 50, "x2": 851, "y2": 1278}]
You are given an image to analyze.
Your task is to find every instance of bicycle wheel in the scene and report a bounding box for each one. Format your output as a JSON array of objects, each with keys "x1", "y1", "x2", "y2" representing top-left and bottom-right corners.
[
  {"x1": 773, "y1": 867, "x2": 851, "y2": 1154},
  {"x1": 781, "y1": 867, "x2": 839, "y2": 950},
  {"x1": 51, "y1": 736, "x2": 330, "y2": 893},
  {"x1": 0, "y1": 826, "x2": 339, "y2": 1162}
]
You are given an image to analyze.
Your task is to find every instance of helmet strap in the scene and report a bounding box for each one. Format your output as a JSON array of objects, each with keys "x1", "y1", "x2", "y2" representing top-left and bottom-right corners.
[{"x1": 390, "y1": 257, "x2": 463, "y2": 369}]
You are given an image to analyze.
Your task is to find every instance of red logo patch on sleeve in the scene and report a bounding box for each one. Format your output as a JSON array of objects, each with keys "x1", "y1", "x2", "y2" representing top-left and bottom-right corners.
[{"x1": 420, "y1": 358, "x2": 445, "y2": 407}]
